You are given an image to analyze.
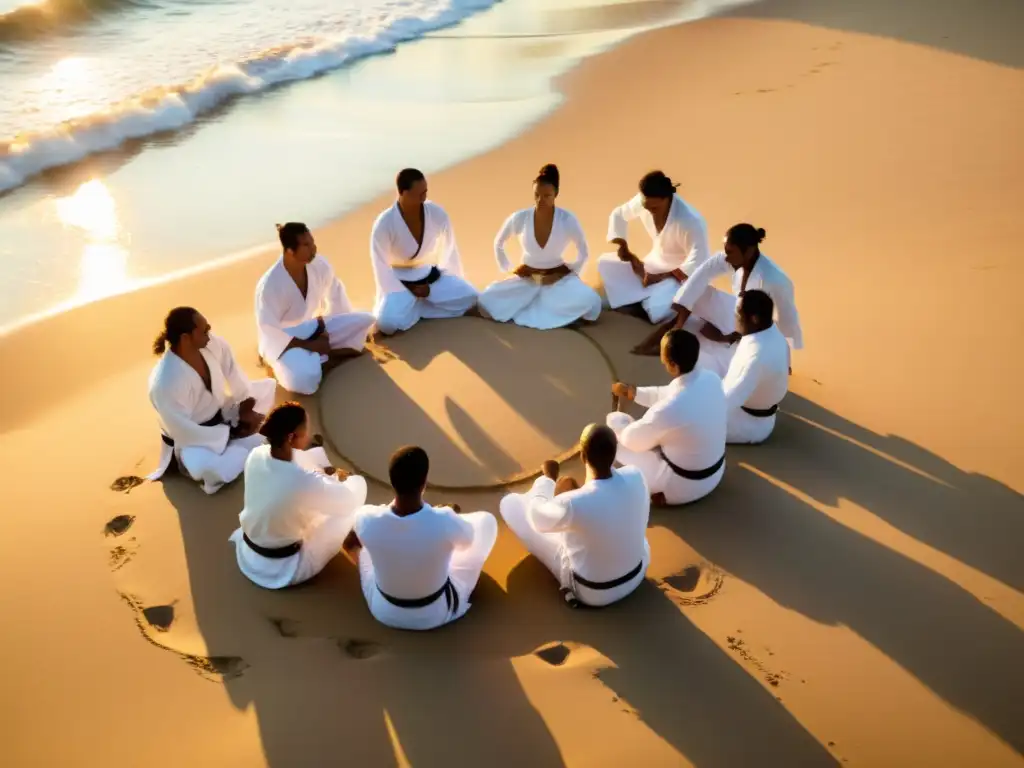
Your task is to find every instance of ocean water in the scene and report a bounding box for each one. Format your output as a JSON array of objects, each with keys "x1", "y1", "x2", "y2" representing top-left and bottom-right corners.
[{"x1": 0, "y1": 0, "x2": 757, "y2": 332}]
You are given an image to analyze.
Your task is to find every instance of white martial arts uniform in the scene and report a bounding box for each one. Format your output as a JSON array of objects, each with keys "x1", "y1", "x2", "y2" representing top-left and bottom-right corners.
[
  {"x1": 606, "y1": 369, "x2": 727, "y2": 505},
  {"x1": 370, "y1": 201, "x2": 478, "y2": 335},
  {"x1": 229, "y1": 445, "x2": 368, "y2": 589},
  {"x1": 723, "y1": 324, "x2": 790, "y2": 445},
  {"x1": 598, "y1": 193, "x2": 717, "y2": 324},
  {"x1": 255, "y1": 255, "x2": 376, "y2": 395},
  {"x1": 478, "y1": 207, "x2": 602, "y2": 329},
  {"x1": 353, "y1": 503, "x2": 498, "y2": 631},
  {"x1": 500, "y1": 469, "x2": 650, "y2": 607},
  {"x1": 673, "y1": 251, "x2": 803, "y2": 377},
  {"x1": 147, "y1": 333, "x2": 277, "y2": 495}
]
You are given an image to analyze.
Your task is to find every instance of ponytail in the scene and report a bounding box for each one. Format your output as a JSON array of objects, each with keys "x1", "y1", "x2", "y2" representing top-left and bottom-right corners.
[
  {"x1": 155, "y1": 307, "x2": 199, "y2": 354},
  {"x1": 152, "y1": 332, "x2": 168, "y2": 356}
]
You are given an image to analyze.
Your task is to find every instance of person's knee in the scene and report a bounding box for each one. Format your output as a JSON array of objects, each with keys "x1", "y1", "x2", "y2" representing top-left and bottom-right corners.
[
  {"x1": 498, "y1": 494, "x2": 524, "y2": 524},
  {"x1": 276, "y1": 360, "x2": 322, "y2": 395}
]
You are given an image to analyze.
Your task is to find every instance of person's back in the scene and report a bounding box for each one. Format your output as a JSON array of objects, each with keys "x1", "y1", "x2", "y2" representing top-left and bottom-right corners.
[
  {"x1": 657, "y1": 366, "x2": 726, "y2": 471},
  {"x1": 352, "y1": 445, "x2": 498, "y2": 631},
  {"x1": 557, "y1": 466, "x2": 649, "y2": 588},
  {"x1": 356, "y1": 504, "x2": 468, "y2": 603}
]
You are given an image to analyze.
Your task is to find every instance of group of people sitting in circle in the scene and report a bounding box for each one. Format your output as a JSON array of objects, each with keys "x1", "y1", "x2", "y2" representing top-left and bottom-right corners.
[{"x1": 145, "y1": 163, "x2": 803, "y2": 630}]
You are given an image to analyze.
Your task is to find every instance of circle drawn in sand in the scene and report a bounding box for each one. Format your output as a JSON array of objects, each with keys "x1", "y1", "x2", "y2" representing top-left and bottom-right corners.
[
  {"x1": 318, "y1": 318, "x2": 616, "y2": 490},
  {"x1": 660, "y1": 563, "x2": 726, "y2": 606}
]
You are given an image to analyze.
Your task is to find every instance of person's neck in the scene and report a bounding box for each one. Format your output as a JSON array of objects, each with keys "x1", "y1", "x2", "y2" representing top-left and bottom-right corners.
[
  {"x1": 397, "y1": 198, "x2": 421, "y2": 218},
  {"x1": 282, "y1": 254, "x2": 305, "y2": 280},
  {"x1": 586, "y1": 465, "x2": 613, "y2": 482},
  {"x1": 270, "y1": 445, "x2": 293, "y2": 462},
  {"x1": 391, "y1": 493, "x2": 424, "y2": 517},
  {"x1": 171, "y1": 343, "x2": 201, "y2": 364},
  {"x1": 745, "y1": 251, "x2": 761, "y2": 271},
  {"x1": 535, "y1": 204, "x2": 554, "y2": 216}
]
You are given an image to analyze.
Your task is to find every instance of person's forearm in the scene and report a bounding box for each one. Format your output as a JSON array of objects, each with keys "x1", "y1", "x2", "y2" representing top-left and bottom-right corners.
[{"x1": 673, "y1": 305, "x2": 691, "y2": 329}]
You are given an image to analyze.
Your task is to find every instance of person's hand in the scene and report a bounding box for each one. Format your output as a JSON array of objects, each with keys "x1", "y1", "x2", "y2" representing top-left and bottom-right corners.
[
  {"x1": 238, "y1": 397, "x2": 256, "y2": 416},
  {"x1": 410, "y1": 283, "x2": 430, "y2": 299},
  {"x1": 616, "y1": 241, "x2": 632, "y2": 262},
  {"x1": 555, "y1": 476, "x2": 579, "y2": 496},
  {"x1": 315, "y1": 316, "x2": 327, "y2": 337},
  {"x1": 542, "y1": 460, "x2": 560, "y2": 481},
  {"x1": 726, "y1": 331, "x2": 742, "y2": 345},
  {"x1": 513, "y1": 264, "x2": 534, "y2": 279},
  {"x1": 231, "y1": 420, "x2": 258, "y2": 439},
  {"x1": 611, "y1": 382, "x2": 636, "y2": 401}
]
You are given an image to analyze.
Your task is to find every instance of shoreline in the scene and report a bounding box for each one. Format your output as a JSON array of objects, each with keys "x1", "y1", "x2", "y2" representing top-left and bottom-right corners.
[
  {"x1": 0, "y1": 0, "x2": 738, "y2": 332},
  {"x1": 2, "y1": 8, "x2": 1023, "y2": 766}
]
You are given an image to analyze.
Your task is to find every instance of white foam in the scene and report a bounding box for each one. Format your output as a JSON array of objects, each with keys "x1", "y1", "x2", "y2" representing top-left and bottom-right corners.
[{"x1": 0, "y1": 0, "x2": 499, "y2": 194}]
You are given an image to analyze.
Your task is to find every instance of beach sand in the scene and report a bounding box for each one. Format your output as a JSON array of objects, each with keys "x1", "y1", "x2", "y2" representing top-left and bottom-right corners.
[{"x1": 1, "y1": 4, "x2": 1022, "y2": 766}]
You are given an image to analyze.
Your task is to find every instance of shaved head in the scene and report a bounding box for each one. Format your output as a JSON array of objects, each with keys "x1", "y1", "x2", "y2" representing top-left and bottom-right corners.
[{"x1": 580, "y1": 423, "x2": 617, "y2": 473}]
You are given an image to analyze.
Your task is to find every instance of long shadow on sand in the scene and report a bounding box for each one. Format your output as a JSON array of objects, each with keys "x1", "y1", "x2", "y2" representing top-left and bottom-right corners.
[
  {"x1": 158, "y1": 470, "x2": 835, "y2": 767},
  {"x1": 720, "y1": 0, "x2": 1024, "y2": 70},
  {"x1": 662, "y1": 399, "x2": 1024, "y2": 755}
]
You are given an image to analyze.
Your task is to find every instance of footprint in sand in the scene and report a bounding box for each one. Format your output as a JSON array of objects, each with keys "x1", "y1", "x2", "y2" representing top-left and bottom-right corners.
[
  {"x1": 660, "y1": 563, "x2": 726, "y2": 606},
  {"x1": 104, "y1": 515, "x2": 135, "y2": 537},
  {"x1": 143, "y1": 603, "x2": 176, "y2": 632},
  {"x1": 339, "y1": 638, "x2": 384, "y2": 660},
  {"x1": 110, "y1": 476, "x2": 145, "y2": 494},
  {"x1": 269, "y1": 617, "x2": 300, "y2": 638},
  {"x1": 533, "y1": 642, "x2": 572, "y2": 667},
  {"x1": 119, "y1": 593, "x2": 248, "y2": 681}
]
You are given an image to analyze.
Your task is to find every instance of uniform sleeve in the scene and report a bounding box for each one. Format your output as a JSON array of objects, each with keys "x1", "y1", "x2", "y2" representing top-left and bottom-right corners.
[
  {"x1": 255, "y1": 276, "x2": 301, "y2": 362},
  {"x1": 634, "y1": 385, "x2": 666, "y2": 409},
  {"x1": 679, "y1": 210, "x2": 712, "y2": 275},
  {"x1": 447, "y1": 508, "x2": 477, "y2": 551},
  {"x1": 607, "y1": 194, "x2": 645, "y2": 242},
  {"x1": 151, "y1": 379, "x2": 231, "y2": 454},
  {"x1": 436, "y1": 206, "x2": 466, "y2": 278},
  {"x1": 493, "y1": 210, "x2": 521, "y2": 274},
  {"x1": 722, "y1": 349, "x2": 760, "y2": 411},
  {"x1": 618, "y1": 402, "x2": 670, "y2": 453},
  {"x1": 563, "y1": 211, "x2": 590, "y2": 272},
  {"x1": 213, "y1": 335, "x2": 254, "y2": 403},
  {"x1": 525, "y1": 476, "x2": 574, "y2": 533},
  {"x1": 770, "y1": 277, "x2": 803, "y2": 351},
  {"x1": 673, "y1": 252, "x2": 729, "y2": 310},
  {"x1": 370, "y1": 213, "x2": 405, "y2": 297}
]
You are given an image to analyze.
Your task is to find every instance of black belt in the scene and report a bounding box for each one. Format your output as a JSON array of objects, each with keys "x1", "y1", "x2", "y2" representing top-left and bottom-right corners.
[
  {"x1": 741, "y1": 403, "x2": 779, "y2": 418},
  {"x1": 161, "y1": 412, "x2": 224, "y2": 447},
  {"x1": 377, "y1": 577, "x2": 459, "y2": 616},
  {"x1": 400, "y1": 266, "x2": 442, "y2": 288},
  {"x1": 573, "y1": 561, "x2": 644, "y2": 591},
  {"x1": 656, "y1": 448, "x2": 725, "y2": 480},
  {"x1": 243, "y1": 532, "x2": 302, "y2": 559}
]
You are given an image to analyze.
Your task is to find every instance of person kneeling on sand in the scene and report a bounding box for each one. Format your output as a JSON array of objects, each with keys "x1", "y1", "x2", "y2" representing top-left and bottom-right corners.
[
  {"x1": 499, "y1": 425, "x2": 650, "y2": 608},
  {"x1": 255, "y1": 222, "x2": 377, "y2": 395},
  {"x1": 148, "y1": 306, "x2": 276, "y2": 495},
  {"x1": 608, "y1": 329, "x2": 726, "y2": 506},
  {"x1": 229, "y1": 402, "x2": 368, "y2": 589},
  {"x1": 345, "y1": 445, "x2": 498, "y2": 631}
]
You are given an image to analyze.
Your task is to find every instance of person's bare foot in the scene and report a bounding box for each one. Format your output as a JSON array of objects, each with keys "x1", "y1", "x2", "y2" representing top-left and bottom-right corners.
[
  {"x1": 555, "y1": 477, "x2": 580, "y2": 496},
  {"x1": 651, "y1": 492, "x2": 668, "y2": 506},
  {"x1": 630, "y1": 342, "x2": 659, "y2": 356}
]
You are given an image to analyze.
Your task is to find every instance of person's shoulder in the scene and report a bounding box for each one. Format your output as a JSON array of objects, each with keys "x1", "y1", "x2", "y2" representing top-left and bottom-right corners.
[
  {"x1": 617, "y1": 465, "x2": 651, "y2": 498},
  {"x1": 372, "y1": 204, "x2": 397, "y2": 228},
  {"x1": 205, "y1": 332, "x2": 233, "y2": 355},
  {"x1": 355, "y1": 503, "x2": 389, "y2": 526},
  {"x1": 555, "y1": 206, "x2": 581, "y2": 225},
  {"x1": 424, "y1": 200, "x2": 450, "y2": 220},
  {"x1": 255, "y1": 257, "x2": 284, "y2": 290}
]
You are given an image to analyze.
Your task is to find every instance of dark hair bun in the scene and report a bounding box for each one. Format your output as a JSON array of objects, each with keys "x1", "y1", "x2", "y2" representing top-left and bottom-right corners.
[
  {"x1": 756, "y1": 227, "x2": 766, "y2": 242},
  {"x1": 536, "y1": 163, "x2": 560, "y2": 188}
]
